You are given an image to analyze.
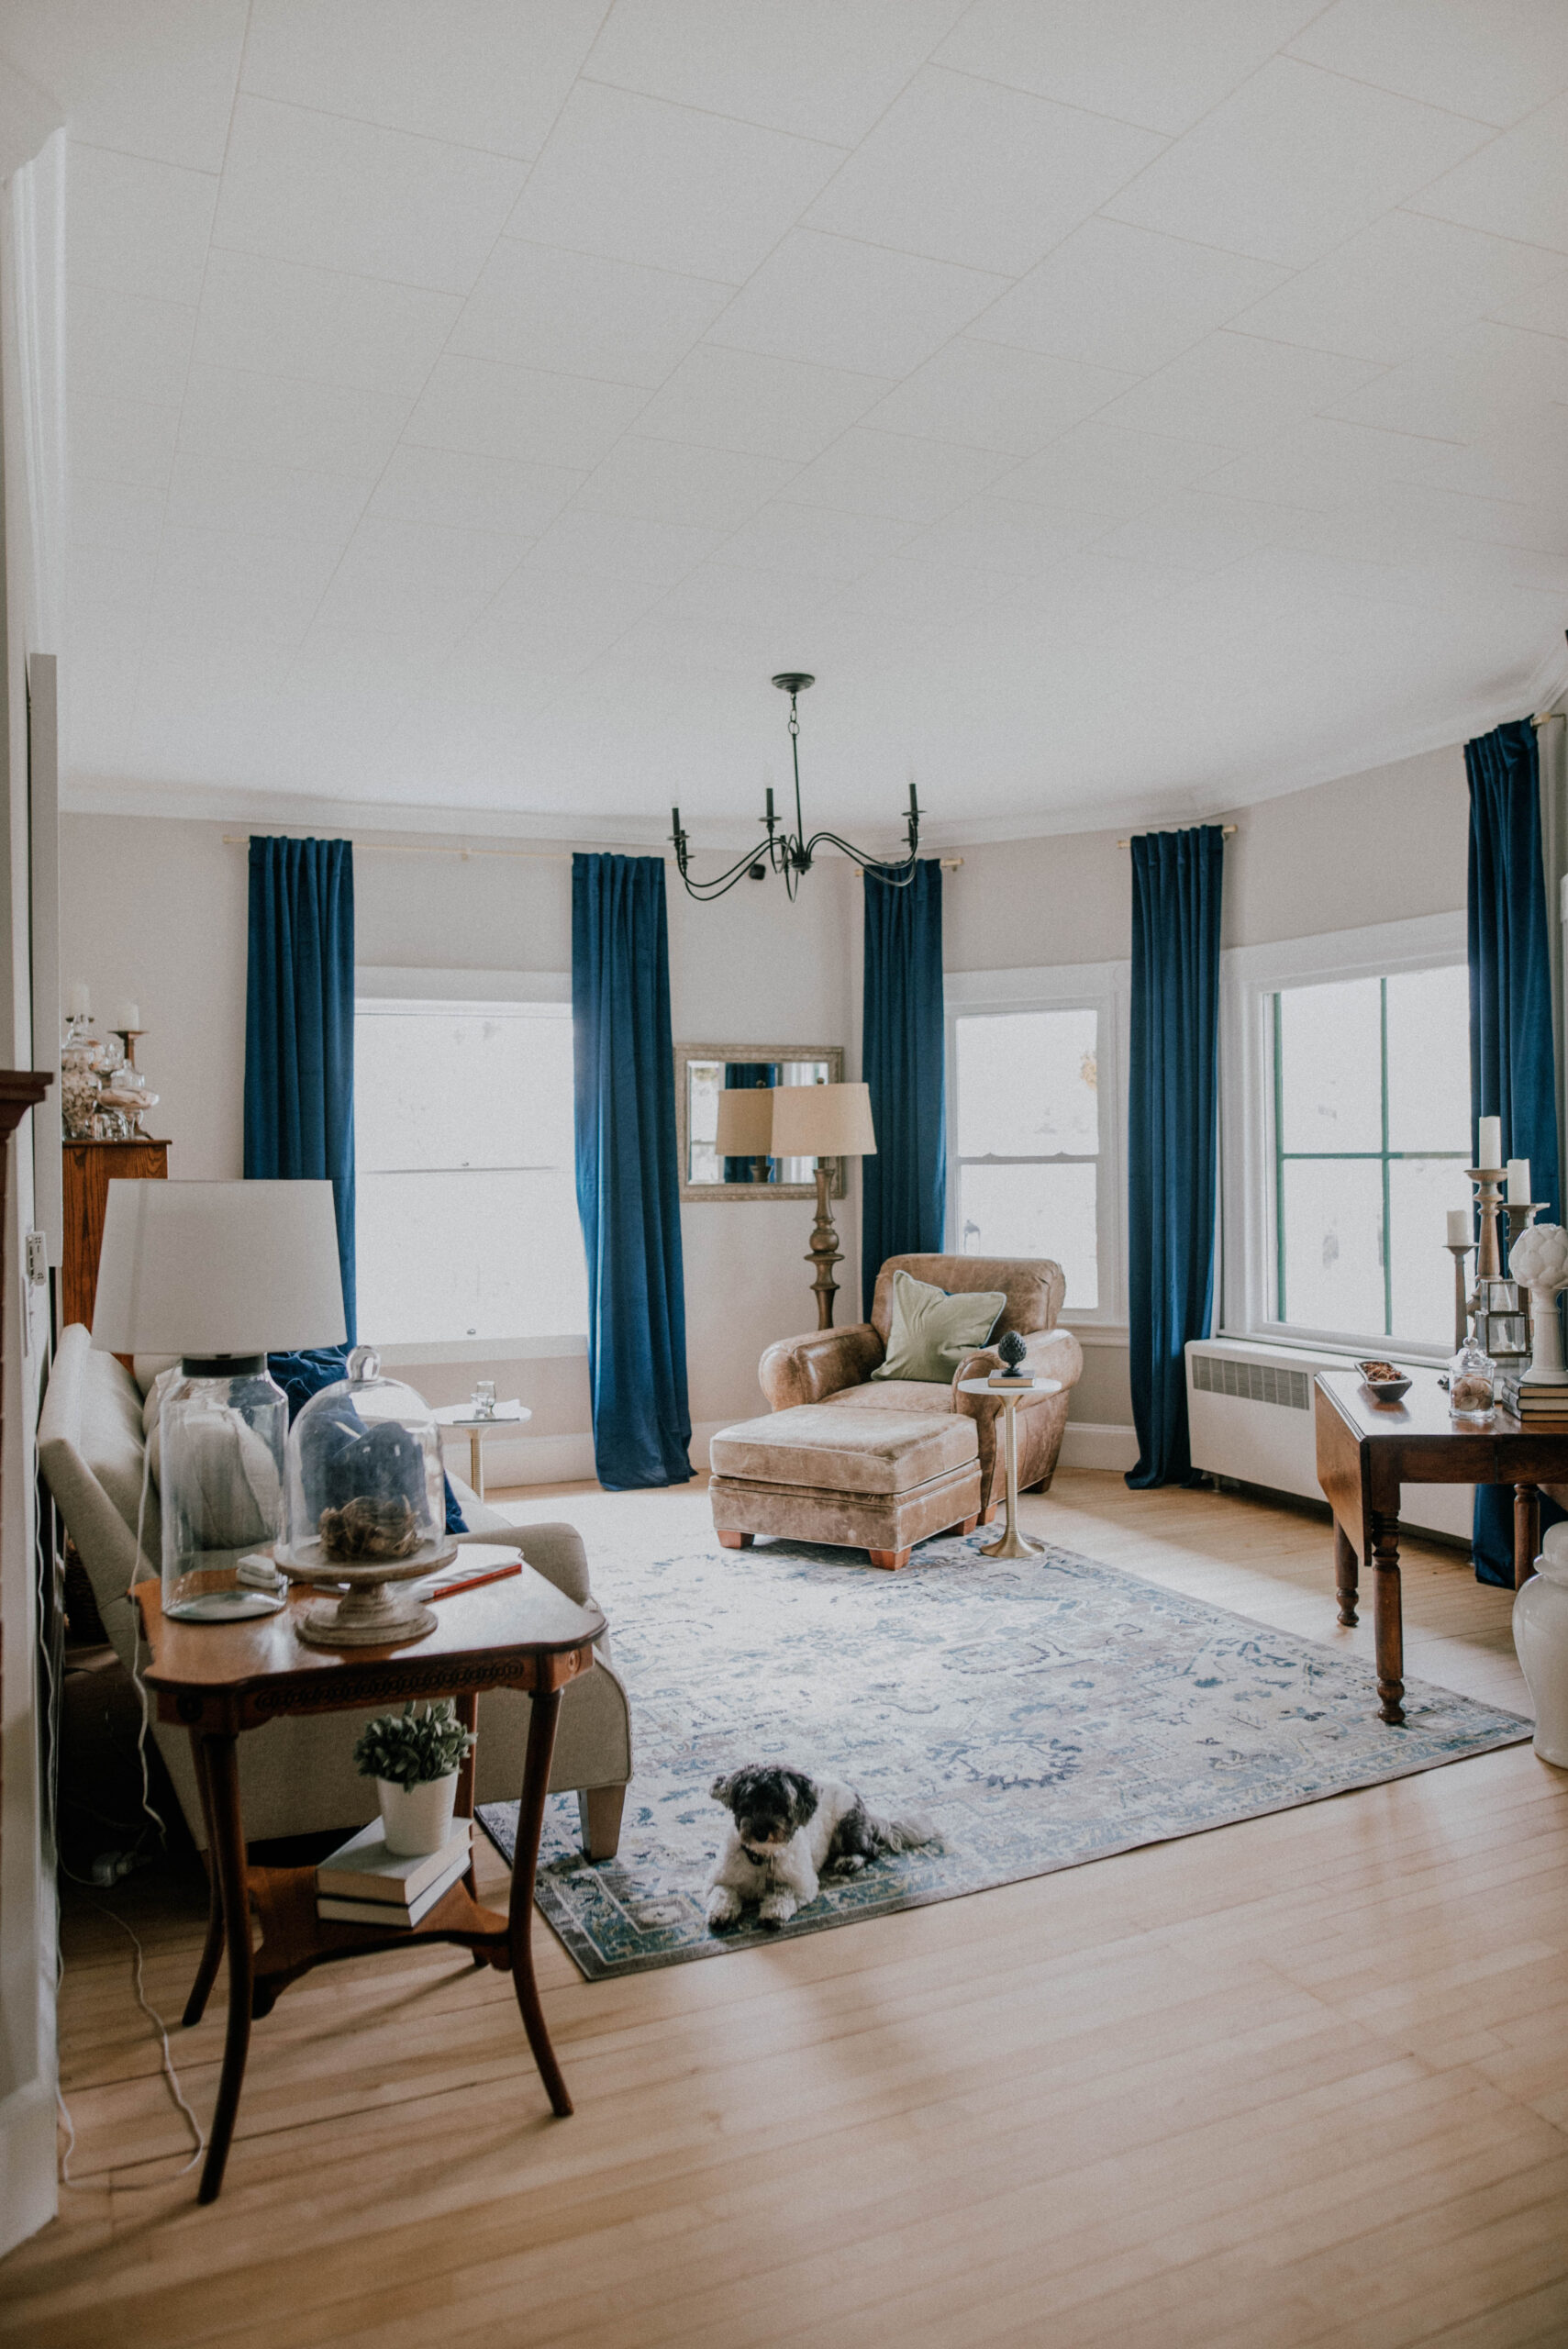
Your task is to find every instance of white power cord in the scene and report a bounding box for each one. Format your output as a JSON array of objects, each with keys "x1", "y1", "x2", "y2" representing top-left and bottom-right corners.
[{"x1": 48, "y1": 1437, "x2": 206, "y2": 2188}]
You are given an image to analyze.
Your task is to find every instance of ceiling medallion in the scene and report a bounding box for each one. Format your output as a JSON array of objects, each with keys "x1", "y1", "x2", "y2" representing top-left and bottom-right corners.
[{"x1": 670, "y1": 674, "x2": 922, "y2": 901}]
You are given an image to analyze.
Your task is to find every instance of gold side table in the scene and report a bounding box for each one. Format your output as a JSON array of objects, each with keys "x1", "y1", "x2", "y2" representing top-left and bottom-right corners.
[
  {"x1": 433, "y1": 1402, "x2": 531, "y2": 1499},
  {"x1": 957, "y1": 1375, "x2": 1062, "y2": 1560}
]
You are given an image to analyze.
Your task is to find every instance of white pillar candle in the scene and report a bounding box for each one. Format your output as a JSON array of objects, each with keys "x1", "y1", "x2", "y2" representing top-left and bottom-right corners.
[
  {"x1": 1478, "y1": 1116, "x2": 1502, "y2": 1169},
  {"x1": 66, "y1": 981, "x2": 90, "y2": 1019},
  {"x1": 114, "y1": 999, "x2": 139, "y2": 1030},
  {"x1": 1447, "y1": 1208, "x2": 1471, "y2": 1245},
  {"x1": 1507, "y1": 1157, "x2": 1531, "y2": 1203}
]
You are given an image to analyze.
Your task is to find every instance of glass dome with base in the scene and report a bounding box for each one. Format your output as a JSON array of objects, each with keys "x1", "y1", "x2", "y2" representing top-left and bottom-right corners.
[
  {"x1": 278, "y1": 1346, "x2": 455, "y2": 1647},
  {"x1": 159, "y1": 1358, "x2": 289, "y2": 1622}
]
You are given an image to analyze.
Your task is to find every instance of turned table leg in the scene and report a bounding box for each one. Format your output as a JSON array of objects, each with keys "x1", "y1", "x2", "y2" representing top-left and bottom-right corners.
[
  {"x1": 1334, "y1": 1520, "x2": 1359, "y2": 1628},
  {"x1": 508, "y1": 1686, "x2": 572, "y2": 2118},
  {"x1": 1370, "y1": 1508, "x2": 1405, "y2": 1726},
  {"x1": 1515, "y1": 1483, "x2": 1540, "y2": 1591},
  {"x1": 198, "y1": 1731, "x2": 253, "y2": 2203},
  {"x1": 183, "y1": 1732, "x2": 225, "y2": 2029}
]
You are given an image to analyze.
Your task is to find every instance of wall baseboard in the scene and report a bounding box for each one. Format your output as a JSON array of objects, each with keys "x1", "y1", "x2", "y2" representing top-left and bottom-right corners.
[
  {"x1": 469, "y1": 1419, "x2": 734, "y2": 1492},
  {"x1": 1059, "y1": 1420, "x2": 1140, "y2": 1472}
]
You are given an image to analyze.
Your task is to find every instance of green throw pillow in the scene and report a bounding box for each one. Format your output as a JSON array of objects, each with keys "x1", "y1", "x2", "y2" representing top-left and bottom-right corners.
[{"x1": 871, "y1": 1268, "x2": 1007, "y2": 1383}]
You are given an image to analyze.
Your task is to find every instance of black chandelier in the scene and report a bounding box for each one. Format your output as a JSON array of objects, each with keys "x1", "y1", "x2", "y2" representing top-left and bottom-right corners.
[{"x1": 670, "y1": 674, "x2": 922, "y2": 901}]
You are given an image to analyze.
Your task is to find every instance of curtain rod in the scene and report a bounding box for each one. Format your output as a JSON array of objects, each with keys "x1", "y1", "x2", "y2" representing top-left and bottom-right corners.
[
  {"x1": 1534, "y1": 711, "x2": 1567, "y2": 727},
  {"x1": 1117, "y1": 823, "x2": 1239, "y2": 849},
  {"x1": 223, "y1": 835, "x2": 965, "y2": 870}
]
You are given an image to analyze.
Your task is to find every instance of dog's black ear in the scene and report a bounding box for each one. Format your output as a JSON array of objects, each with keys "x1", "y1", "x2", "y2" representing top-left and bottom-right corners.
[
  {"x1": 710, "y1": 1771, "x2": 740, "y2": 1809},
  {"x1": 784, "y1": 1770, "x2": 818, "y2": 1828}
]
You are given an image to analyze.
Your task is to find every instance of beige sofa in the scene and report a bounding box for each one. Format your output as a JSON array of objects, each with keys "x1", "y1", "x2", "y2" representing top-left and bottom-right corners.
[
  {"x1": 759, "y1": 1253, "x2": 1084, "y2": 1519},
  {"x1": 39, "y1": 1326, "x2": 632, "y2": 1858}
]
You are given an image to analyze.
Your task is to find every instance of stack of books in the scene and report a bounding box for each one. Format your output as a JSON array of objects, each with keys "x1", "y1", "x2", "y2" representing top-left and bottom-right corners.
[
  {"x1": 1499, "y1": 1377, "x2": 1568, "y2": 1428},
  {"x1": 316, "y1": 1820, "x2": 471, "y2": 1929}
]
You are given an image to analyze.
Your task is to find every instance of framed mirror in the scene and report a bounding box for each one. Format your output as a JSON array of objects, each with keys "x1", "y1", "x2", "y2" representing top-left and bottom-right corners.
[{"x1": 675, "y1": 1043, "x2": 846, "y2": 1201}]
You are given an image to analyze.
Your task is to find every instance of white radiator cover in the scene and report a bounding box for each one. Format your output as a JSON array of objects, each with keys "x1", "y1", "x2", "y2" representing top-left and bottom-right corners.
[{"x1": 1185, "y1": 1339, "x2": 1473, "y2": 1545}]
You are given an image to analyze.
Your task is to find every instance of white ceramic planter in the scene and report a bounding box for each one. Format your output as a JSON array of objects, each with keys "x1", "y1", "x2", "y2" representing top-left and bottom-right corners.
[
  {"x1": 1515, "y1": 1531, "x2": 1568, "y2": 1768},
  {"x1": 377, "y1": 1771, "x2": 459, "y2": 1855}
]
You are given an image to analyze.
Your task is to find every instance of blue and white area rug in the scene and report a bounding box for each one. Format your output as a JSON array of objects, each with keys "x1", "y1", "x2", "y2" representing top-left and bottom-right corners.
[{"x1": 480, "y1": 1523, "x2": 1529, "y2": 1980}]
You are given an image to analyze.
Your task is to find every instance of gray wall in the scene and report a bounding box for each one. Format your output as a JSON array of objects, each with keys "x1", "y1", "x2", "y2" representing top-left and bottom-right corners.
[
  {"x1": 941, "y1": 740, "x2": 1470, "y2": 1433},
  {"x1": 59, "y1": 734, "x2": 1472, "y2": 1458},
  {"x1": 58, "y1": 812, "x2": 857, "y2": 1446}
]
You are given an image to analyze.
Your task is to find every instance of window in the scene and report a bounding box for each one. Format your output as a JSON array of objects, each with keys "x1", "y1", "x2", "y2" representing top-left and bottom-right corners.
[
  {"x1": 354, "y1": 1000, "x2": 586, "y2": 1347},
  {"x1": 1269, "y1": 963, "x2": 1469, "y2": 1348},
  {"x1": 948, "y1": 986, "x2": 1121, "y2": 1319}
]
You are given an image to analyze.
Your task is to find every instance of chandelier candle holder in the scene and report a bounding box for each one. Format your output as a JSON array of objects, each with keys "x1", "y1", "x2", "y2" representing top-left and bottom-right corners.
[{"x1": 671, "y1": 674, "x2": 922, "y2": 902}]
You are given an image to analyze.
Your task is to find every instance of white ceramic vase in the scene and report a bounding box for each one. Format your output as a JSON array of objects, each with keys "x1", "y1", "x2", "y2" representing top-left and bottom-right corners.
[
  {"x1": 377, "y1": 1770, "x2": 459, "y2": 1855},
  {"x1": 1515, "y1": 1530, "x2": 1568, "y2": 1768}
]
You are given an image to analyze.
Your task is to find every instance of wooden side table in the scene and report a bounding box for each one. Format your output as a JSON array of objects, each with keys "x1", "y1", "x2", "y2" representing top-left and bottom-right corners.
[
  {"x1": 1314, "y1": 1367, "x2": 1568, "y2": 1724},
  {"x1": 136, "y1": 1568, "x2": 605, "y2": 2202},
  {"x1": 956, "y1": 1375, "x2": 1062, "y2": 1560}
]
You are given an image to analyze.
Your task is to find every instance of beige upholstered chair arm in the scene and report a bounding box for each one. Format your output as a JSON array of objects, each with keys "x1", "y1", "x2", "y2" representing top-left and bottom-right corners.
[{"x1": 760, "y1": 1322, "x2": 884, "y2": 1411}]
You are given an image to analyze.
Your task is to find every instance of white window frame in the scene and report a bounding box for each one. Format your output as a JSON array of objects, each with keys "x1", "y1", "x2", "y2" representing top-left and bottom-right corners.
[
  {"x1": 944, "y1": 960, "x2": 1129, "y2": 1331},
  {"x1": 354, "y1": 967, "x2": 585, "y2": 1364},
  {"x1": 1218, "y1": 909, "x2": 1468, "y2": 1365}
]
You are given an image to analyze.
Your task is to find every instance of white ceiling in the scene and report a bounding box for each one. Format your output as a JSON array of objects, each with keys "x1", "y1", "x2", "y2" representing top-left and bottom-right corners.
[{"x1": 10, "y1": 0, "x2": 1568, "y2": 843}]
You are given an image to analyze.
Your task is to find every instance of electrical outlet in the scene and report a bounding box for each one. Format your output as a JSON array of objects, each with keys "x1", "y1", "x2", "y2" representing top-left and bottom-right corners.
[{"x1": 25, "y1": 1230, "x2": 48, "y2": 1286}]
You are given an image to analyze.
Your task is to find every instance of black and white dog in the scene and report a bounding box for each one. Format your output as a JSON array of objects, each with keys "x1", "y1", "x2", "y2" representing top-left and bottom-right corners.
[{"x1": 706, "y1": 1765, "x2": 937, "y2": 1931}]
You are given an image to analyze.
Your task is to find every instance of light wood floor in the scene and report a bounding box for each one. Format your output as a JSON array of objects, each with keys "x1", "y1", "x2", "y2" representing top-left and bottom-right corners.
[{"x1": 6, "y1": 1473, "x2": 1567, "y2": 2349}]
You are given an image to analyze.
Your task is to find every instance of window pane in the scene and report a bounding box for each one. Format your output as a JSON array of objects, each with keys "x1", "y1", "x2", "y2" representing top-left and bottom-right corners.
[
  {"x1": 1279, "y1": 1157, "x2": 1384, "y2": 1336},
  {"x1": 355, "y1": 1008, "x2": 573, "y2": 1173},
  {"x1": 955, "y1": 1008, "x2": 1098, "y2": 1157},
  {"x1": 958, "y1": 1161, "x2": 1097, "y2": 1309},
  {"x1": 357, "y1": 1169, "x2": 587, "y2": 1344},
  {"x1": 1389, "y1": 1158, "x2": 1472, "y2": 1346},
  {"x1": 1385, "y1": 964, "x2": 1469, "y2": 1153},
  {"x1": 1276, "y1": 977, "x2": 1382, "y2": 1153}
]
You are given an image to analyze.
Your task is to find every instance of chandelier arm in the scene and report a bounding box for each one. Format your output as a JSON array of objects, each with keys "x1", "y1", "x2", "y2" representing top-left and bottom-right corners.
[
  {"x1": 672, "y1": 836, "x2": 774, "y2": 900},
  {"x1": 805, "y1": 829, "x2": 922, "y2": 881}
]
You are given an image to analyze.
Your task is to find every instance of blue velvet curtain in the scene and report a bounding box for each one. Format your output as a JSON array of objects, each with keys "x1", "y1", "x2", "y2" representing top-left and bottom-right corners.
[
  {"x1": 243, "y1": 837, "x2": 356, "y2": 1344},
  {"x1": 1467, "y1": 719, "x2": 1563, "y2": 1584},
  {"x1": 862, "y1": 861, "x2": 946, "y2": 1317},
  {"x1": 1127, "y1": 826, "x2": 1225, "y2": 1489},
  {"x1": 723, "y1": 1061, "x2": 777, "y2": 1183},
  {"x1": 572, "y1": 854, "x2": 693, "y2": 1489}
]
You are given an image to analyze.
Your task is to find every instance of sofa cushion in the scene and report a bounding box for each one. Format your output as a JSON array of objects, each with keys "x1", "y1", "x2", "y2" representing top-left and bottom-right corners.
[
  {"x1": 710, "y1": 1404, "x2": 977, "y2": 1495},
  {"x1": 871, "y1": 1267, "x2": 1005, "y2": 1382},
  {"x1": 833, "y1": 1378, "x2": 952, "y2": 1413}
]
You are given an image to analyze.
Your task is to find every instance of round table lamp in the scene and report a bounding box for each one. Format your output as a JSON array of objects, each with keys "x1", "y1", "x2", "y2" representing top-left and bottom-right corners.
[{"x1": 92, "y1": 1180, "x2": 347, "y2": 1622}]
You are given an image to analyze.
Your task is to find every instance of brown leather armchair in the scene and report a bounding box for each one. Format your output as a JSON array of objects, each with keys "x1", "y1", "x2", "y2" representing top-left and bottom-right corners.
[{"x1": 759, "y1": 1253, "x2": 1084, "y2": 1519}]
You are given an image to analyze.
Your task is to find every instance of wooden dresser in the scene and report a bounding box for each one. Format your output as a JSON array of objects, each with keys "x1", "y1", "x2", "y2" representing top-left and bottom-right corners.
[{"x1": 61, "y1": 1136, "x2": 170, "y2": 1330}]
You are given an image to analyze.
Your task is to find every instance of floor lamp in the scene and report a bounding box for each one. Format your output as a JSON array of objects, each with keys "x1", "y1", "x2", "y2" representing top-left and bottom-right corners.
[{"x1": 770, "y1": 1082, "x2": 877, "y2": 1330}]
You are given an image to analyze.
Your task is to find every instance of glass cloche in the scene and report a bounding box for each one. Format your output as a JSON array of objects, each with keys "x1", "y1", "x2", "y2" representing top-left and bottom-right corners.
[{"x1": 281, "y1": 1346, "x2": 450, "y2": 1578}]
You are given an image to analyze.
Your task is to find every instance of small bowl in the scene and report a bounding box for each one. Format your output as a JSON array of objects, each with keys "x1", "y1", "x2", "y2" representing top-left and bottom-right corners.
[{"x1": 1357, "y1": 1360, "x2": 1411, "y2": 1404}]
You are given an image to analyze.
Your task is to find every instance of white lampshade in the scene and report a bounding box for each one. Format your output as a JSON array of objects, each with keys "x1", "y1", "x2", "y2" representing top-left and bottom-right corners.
[
  {"x1": 715, "y1": 1087, "x2": 774, "y2": 1157},
  {"x1": 92, "y1": 1180, "x2": 348, "y2": 1357},
  {"x1": 769, "y1": 1081, "x2": 877, "y2": 1160}
]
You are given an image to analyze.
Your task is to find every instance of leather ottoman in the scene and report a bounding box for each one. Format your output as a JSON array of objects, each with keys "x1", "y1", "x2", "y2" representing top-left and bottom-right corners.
[{"x1": 708, "y1": 1403, "x2": 982, "y2": 1570}]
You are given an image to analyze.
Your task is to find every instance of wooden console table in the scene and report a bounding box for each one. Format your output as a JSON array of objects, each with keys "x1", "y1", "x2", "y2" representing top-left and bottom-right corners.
[
  {"x1": 1314, "y1": 1368, "x2": 1568, "y2": 1726},
  {"x1": 136, "y1": 1568, "x2": 605, "y2": 2203}
]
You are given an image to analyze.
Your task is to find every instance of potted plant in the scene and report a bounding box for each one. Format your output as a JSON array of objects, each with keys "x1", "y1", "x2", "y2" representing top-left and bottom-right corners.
[{"x1": 352, "y1": 1700, "x2": 474, "y2": 1855}]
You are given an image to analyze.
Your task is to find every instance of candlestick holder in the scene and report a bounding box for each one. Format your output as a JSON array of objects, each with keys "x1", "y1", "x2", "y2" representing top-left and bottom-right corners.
[
  {"x1": 1465, "y1": 1167, "x2": 1529, "y2": 1369},
  {"x1": 1444, "y1": 1240, "x2": 1473, "y2": 1353},
  {"x1": 111, "y1": 1027, "x2": 146, "y2": 1070}
]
